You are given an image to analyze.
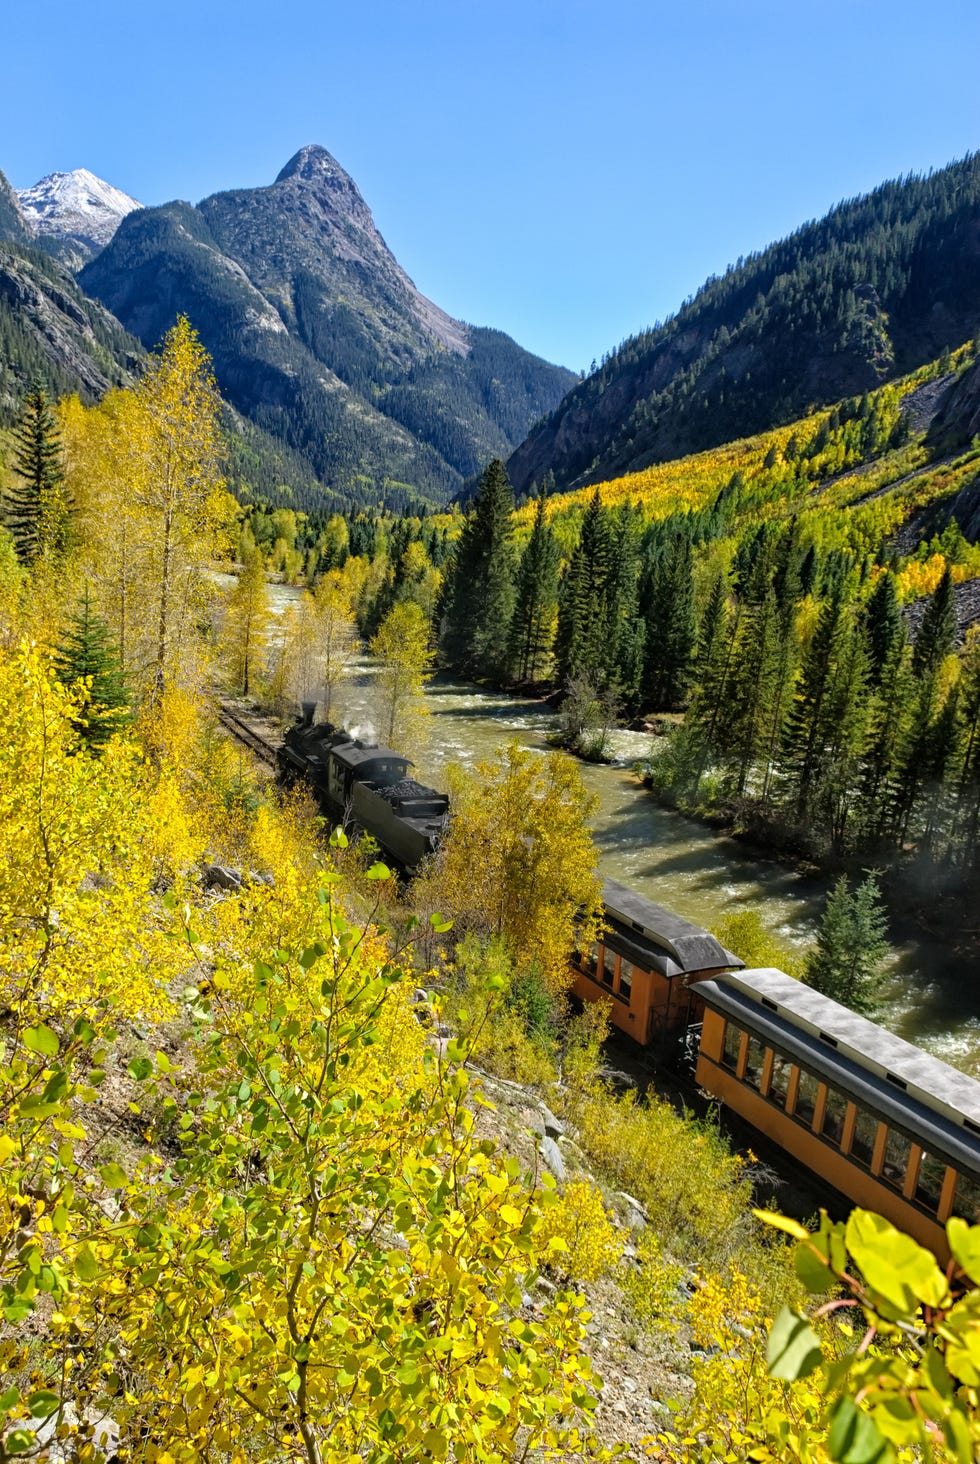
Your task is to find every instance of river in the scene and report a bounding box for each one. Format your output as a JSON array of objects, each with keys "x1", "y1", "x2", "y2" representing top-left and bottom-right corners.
[{"x1": 241, "y1": 577, "x2": 980, "y2": 1073}]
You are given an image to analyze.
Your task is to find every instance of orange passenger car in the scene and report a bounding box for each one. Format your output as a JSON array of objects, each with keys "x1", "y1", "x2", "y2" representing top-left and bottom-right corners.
[
  {"x1": 572, "y1": 877, "x2": 743, "y2": 1045},
  {"x1": 696, "y1": 968, "x2": 980, "y2": 1262}
]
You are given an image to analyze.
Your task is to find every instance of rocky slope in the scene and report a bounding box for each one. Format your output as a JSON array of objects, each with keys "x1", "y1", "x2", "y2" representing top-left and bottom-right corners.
[
  {"x1": 508, "y1": 152, "x2": 980, "y2": 496},
  {"x1": 17, "y1": 168, "x2": 142, "y2": 267},
  {"x1": 0, "y1": 243, "x2": 140, "y2": 419},
  {"x1": 0, "y1": 170, "x2": 31, "y2": 245},
  {"x1": 80, "y1": 146, "x2": 577, "y2": 507}
]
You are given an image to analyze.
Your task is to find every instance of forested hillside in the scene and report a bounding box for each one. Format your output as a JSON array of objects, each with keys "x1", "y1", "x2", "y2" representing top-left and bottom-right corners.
[
  {"x1": 412, "y1": 342, "x2": 980, "y2": 899},
  {"x1": 508, "y1": 152, "x2": 980, "y2": 495},
  {"x1": 79, "y1": 146, "x2": 576, "y2": 509}
]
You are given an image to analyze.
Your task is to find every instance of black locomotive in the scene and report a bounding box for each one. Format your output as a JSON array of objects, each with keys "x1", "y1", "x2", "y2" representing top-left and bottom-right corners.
[{"x1": 277, "y1": 703, "x2": 449, "y2": 871}]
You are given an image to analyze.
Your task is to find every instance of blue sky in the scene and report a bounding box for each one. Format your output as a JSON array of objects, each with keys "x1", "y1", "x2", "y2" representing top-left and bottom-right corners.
[{"x1": 4, "y1": 0, "x2": 980, "y2": 371}]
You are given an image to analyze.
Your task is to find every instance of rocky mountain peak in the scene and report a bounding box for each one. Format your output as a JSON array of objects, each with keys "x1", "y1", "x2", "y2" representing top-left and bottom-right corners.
[
  {"x1": 275, "y1": 144, "x2": 345, "y2": 185},
  {"x1": 271, "y1": 144, "x2": 374, "y2": 230},
  {"x1": 16, "y1": 168, "x2": 142, "y2": 263}
]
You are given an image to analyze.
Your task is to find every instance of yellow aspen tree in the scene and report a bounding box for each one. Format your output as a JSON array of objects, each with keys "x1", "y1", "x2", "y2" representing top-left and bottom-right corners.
[
  {"x1": 129, "y1": 317, "x2": 235, "y2": 702},
  {"x1": 60, "y1": 389, "x2": 152, "y2": 684},
  {"x1": 421, "y1": 742, "x2": 604, "y2": 991},
  {"x1": 223, "y1": 546, "x2": 272, "y2": 695},
  {"x1": 369, "y1": 599, "x2": 433, "y2": 751},
  {"x1": 313, "y1": 567, "x2": 358, "y2": 719}
]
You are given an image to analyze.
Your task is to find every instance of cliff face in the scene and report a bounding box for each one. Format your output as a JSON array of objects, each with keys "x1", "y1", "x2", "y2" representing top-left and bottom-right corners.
[{"x1": 0, "y1": 243, "x2": 140, "y2": 419}]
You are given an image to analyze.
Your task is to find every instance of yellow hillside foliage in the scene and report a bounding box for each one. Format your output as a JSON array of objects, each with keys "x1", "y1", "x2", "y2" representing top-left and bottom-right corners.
[{"x1": 536, "y1": 1177, "x2": 623, "y2": 1283}]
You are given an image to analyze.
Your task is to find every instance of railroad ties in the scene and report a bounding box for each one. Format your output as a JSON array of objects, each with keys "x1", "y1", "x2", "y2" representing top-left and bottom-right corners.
[{"x1": 216, "y1": 703, "x2": 279, "y2": 767}]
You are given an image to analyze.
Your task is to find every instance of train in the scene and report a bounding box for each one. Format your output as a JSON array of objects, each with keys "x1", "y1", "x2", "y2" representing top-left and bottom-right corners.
[
  {"x1": 276, "y1": 704, "x2": 980, "y2": 1258},
  {"x1": 276, "y1": 702, "x2": 449, "y2": 872}
]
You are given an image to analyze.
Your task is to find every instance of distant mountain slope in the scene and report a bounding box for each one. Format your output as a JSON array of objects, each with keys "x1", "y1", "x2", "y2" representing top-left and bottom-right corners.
[
  {"x1": 17, "y1": 168, "x2": 142, "y2": 267},
  {"x1": 80, "y1": 146, "x2": 577, "y2": 507},
  {"x1": 0, "y1": 248, "x2": 140, "y2": 421},
  {"x1": 0, "y1": 170, "x2": 31, "y2": 245},
  {"x1": 508, "y1": 153, "x2": 980, "y2": 496}
]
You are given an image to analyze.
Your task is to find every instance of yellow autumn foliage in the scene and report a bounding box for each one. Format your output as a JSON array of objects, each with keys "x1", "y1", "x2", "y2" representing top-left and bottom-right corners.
[{"x1": 536, "y1": 1177, "x2": 623, "y2": 1283}]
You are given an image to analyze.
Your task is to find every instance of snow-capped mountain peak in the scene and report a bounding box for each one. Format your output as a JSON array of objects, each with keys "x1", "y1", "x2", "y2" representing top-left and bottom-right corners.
[{"x1": 17, "y1": 168, "x2": 142, "y2": 260}]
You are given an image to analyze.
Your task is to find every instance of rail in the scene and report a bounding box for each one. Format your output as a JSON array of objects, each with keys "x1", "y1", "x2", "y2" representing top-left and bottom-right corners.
[{"x1": 216, "y1": 703, "x2": 279, "y2": 767}]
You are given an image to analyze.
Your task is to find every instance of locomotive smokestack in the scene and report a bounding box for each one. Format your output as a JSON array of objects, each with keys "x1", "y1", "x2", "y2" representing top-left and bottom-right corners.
[{"x1": 300, "y1": 700, "x2": 316, "y2": 727}]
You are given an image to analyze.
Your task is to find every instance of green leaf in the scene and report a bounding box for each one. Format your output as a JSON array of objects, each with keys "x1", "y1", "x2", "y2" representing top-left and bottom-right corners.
[
  {"x1": 74, "y1": 1246, "x2": 98, "y2": 1282},
  {"x1": 753, "y1": 1208, "x2": 809, "y2": 1240},
  {"x1": 366, "y1": 862, "x2": 392, "y2": 881},
  {"x1": 99, "y1": 1162, "x2": 128, "y2": 1189},
  {"x1": 0, "y1": 1386, "x2": 20, "y2": 1412},
  {"x1": 795, "y1": 1240, "x2": 836, "y2": 1294},
  {"x1": 827, "y1": 1396, "x2": 890, "y2": 1463},
  {"x1": 72, "y1": 1017, "x2": 96, "y2": 1045},
  {"x1": 5, "y1": 1429, "x2": 36, "y2": 1455},
  {"x1": 23, "y1": 1024, "x2": 59, "y2": 1057},
  {"x1": 766, "y1": 1304, "x2": 822, "y2": 1380},
  {"x1": 429, "y1": 912, "x2": 452, "y2": 933},
  {"x1": 845, "y1": 1208, "x2": 948, "y2": 1312},
  {"x1": 947, "y1": 1216, "x2": 980, "y2": 1286},
  {"x1": 127, "y1": 1057, "x2": 153, "y2": 1081},
  {"x1": 28, "y1": 1390, "x2": 61, "y2": 1419},
  {"x1": 328, "y1": 826, "x2": 348, "y2": 849},
  {"x1": 3, "y1": 1300, "x2": 34, "y2": 1324}
]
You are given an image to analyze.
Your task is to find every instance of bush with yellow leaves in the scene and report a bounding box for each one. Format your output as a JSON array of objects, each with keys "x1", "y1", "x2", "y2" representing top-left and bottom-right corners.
[{"x1": 537, "y1": 1177, "x2": 623, "y2": 1284}]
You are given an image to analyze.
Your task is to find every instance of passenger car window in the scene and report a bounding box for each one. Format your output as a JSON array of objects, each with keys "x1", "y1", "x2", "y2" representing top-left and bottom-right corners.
[
  {"x1": 722, "y1": 1022, "x2": 742, "y2": 1071},
  {"x1": 821, "y1": 1087, "x2": 848, "y2": 1147},
  {"x1": 794, "y1": 1069, "x2": 819, "y2": 1126},
  {"x1": 915, "y1": 1152, "x2": 947, "y2": 1214},
  {"x1": 768, "y1": 1054, "x2": 792, "y2": 1109},
  {"x1": 881, "y1": 1127, "x2": 911, "y2": 1191},
  {"x1": 954, "y1": 1171, "x2": 980, "y2": 1223},
  {"x1": 601, "y1": 945, "x2": 616, "y2": 988},
  {"x1": 618, "y1": 960, "x2": 633, "y2": 1001},
  {"x1": 743, "y1": 1037, "x2": 766, "y2": 1092},
  {"x1": 849, "y1": 1108, "x2": 879, "y2": 1168}
]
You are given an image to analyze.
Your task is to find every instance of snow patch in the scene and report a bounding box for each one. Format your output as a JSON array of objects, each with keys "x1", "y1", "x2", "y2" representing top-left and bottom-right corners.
[{"x1": 17, "y1": 168, "x2": 142, "y2": 251}]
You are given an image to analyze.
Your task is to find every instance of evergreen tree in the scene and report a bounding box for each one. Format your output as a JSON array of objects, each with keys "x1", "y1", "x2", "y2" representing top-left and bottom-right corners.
[
  {"x1": 52, "y1": 589, "x2": 130, "y2": 749},
  {"x1": 8, "y1": 382, "x2": 70, "y2": 565},
  {"x1": 683, "y1": 572, "x2": 736, "y2": 788},
  {"x1": 863, "y1": 571, "x2": 904, "y2": 685},
  {"x1": 554, "y1": 489, "x2": 612, "y2": 688},
  {"x1": 781, "y1": 586, "x2": 848, "y2": 823},
  {"x1": 727, "y1": 589, "x2": 782, "y2": 796},
  {"x1": 606, "y1": 501, "x2": 645, "y2": 707},
  {"x1": 641, "y1": 532, "x2": 697, "y2": 710},
  {"x1": 508, "y1": 489, "x2": 559, "y2": 682},
  {"x1": 857, "y1": 628, "x2": 911, "y2": 844},
  {"x1": 953, "y1": 638, "x2": 980, "y2": 865},
  {"x1": 441, "y1": 459, "x2": 515, "y2": 679},
  {"x1": 804, "y1": 872, "x2": 890, "y2": 1015},
  {"x1": 912, "y1": 566, "x2": 956, "y2": 679}
]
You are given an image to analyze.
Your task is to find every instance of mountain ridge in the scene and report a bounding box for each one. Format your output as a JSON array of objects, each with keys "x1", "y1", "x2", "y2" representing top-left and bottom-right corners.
[
  {"x1": 507, "y1": 152, "x2": 980, "y2": 496},
  {"x1": 79, "y1": 145, "x2": 576, "y2": 508}
]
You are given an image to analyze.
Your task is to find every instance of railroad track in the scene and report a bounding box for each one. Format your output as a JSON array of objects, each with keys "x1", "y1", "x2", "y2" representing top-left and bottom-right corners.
[{"x1": 216, "y1": 703, "x2": 279, "y2": 767}]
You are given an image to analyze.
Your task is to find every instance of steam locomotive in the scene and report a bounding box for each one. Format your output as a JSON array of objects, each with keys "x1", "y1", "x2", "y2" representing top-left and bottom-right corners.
[{"x1": 277, "y1": 703, "x2": 449, "y2": 871}]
